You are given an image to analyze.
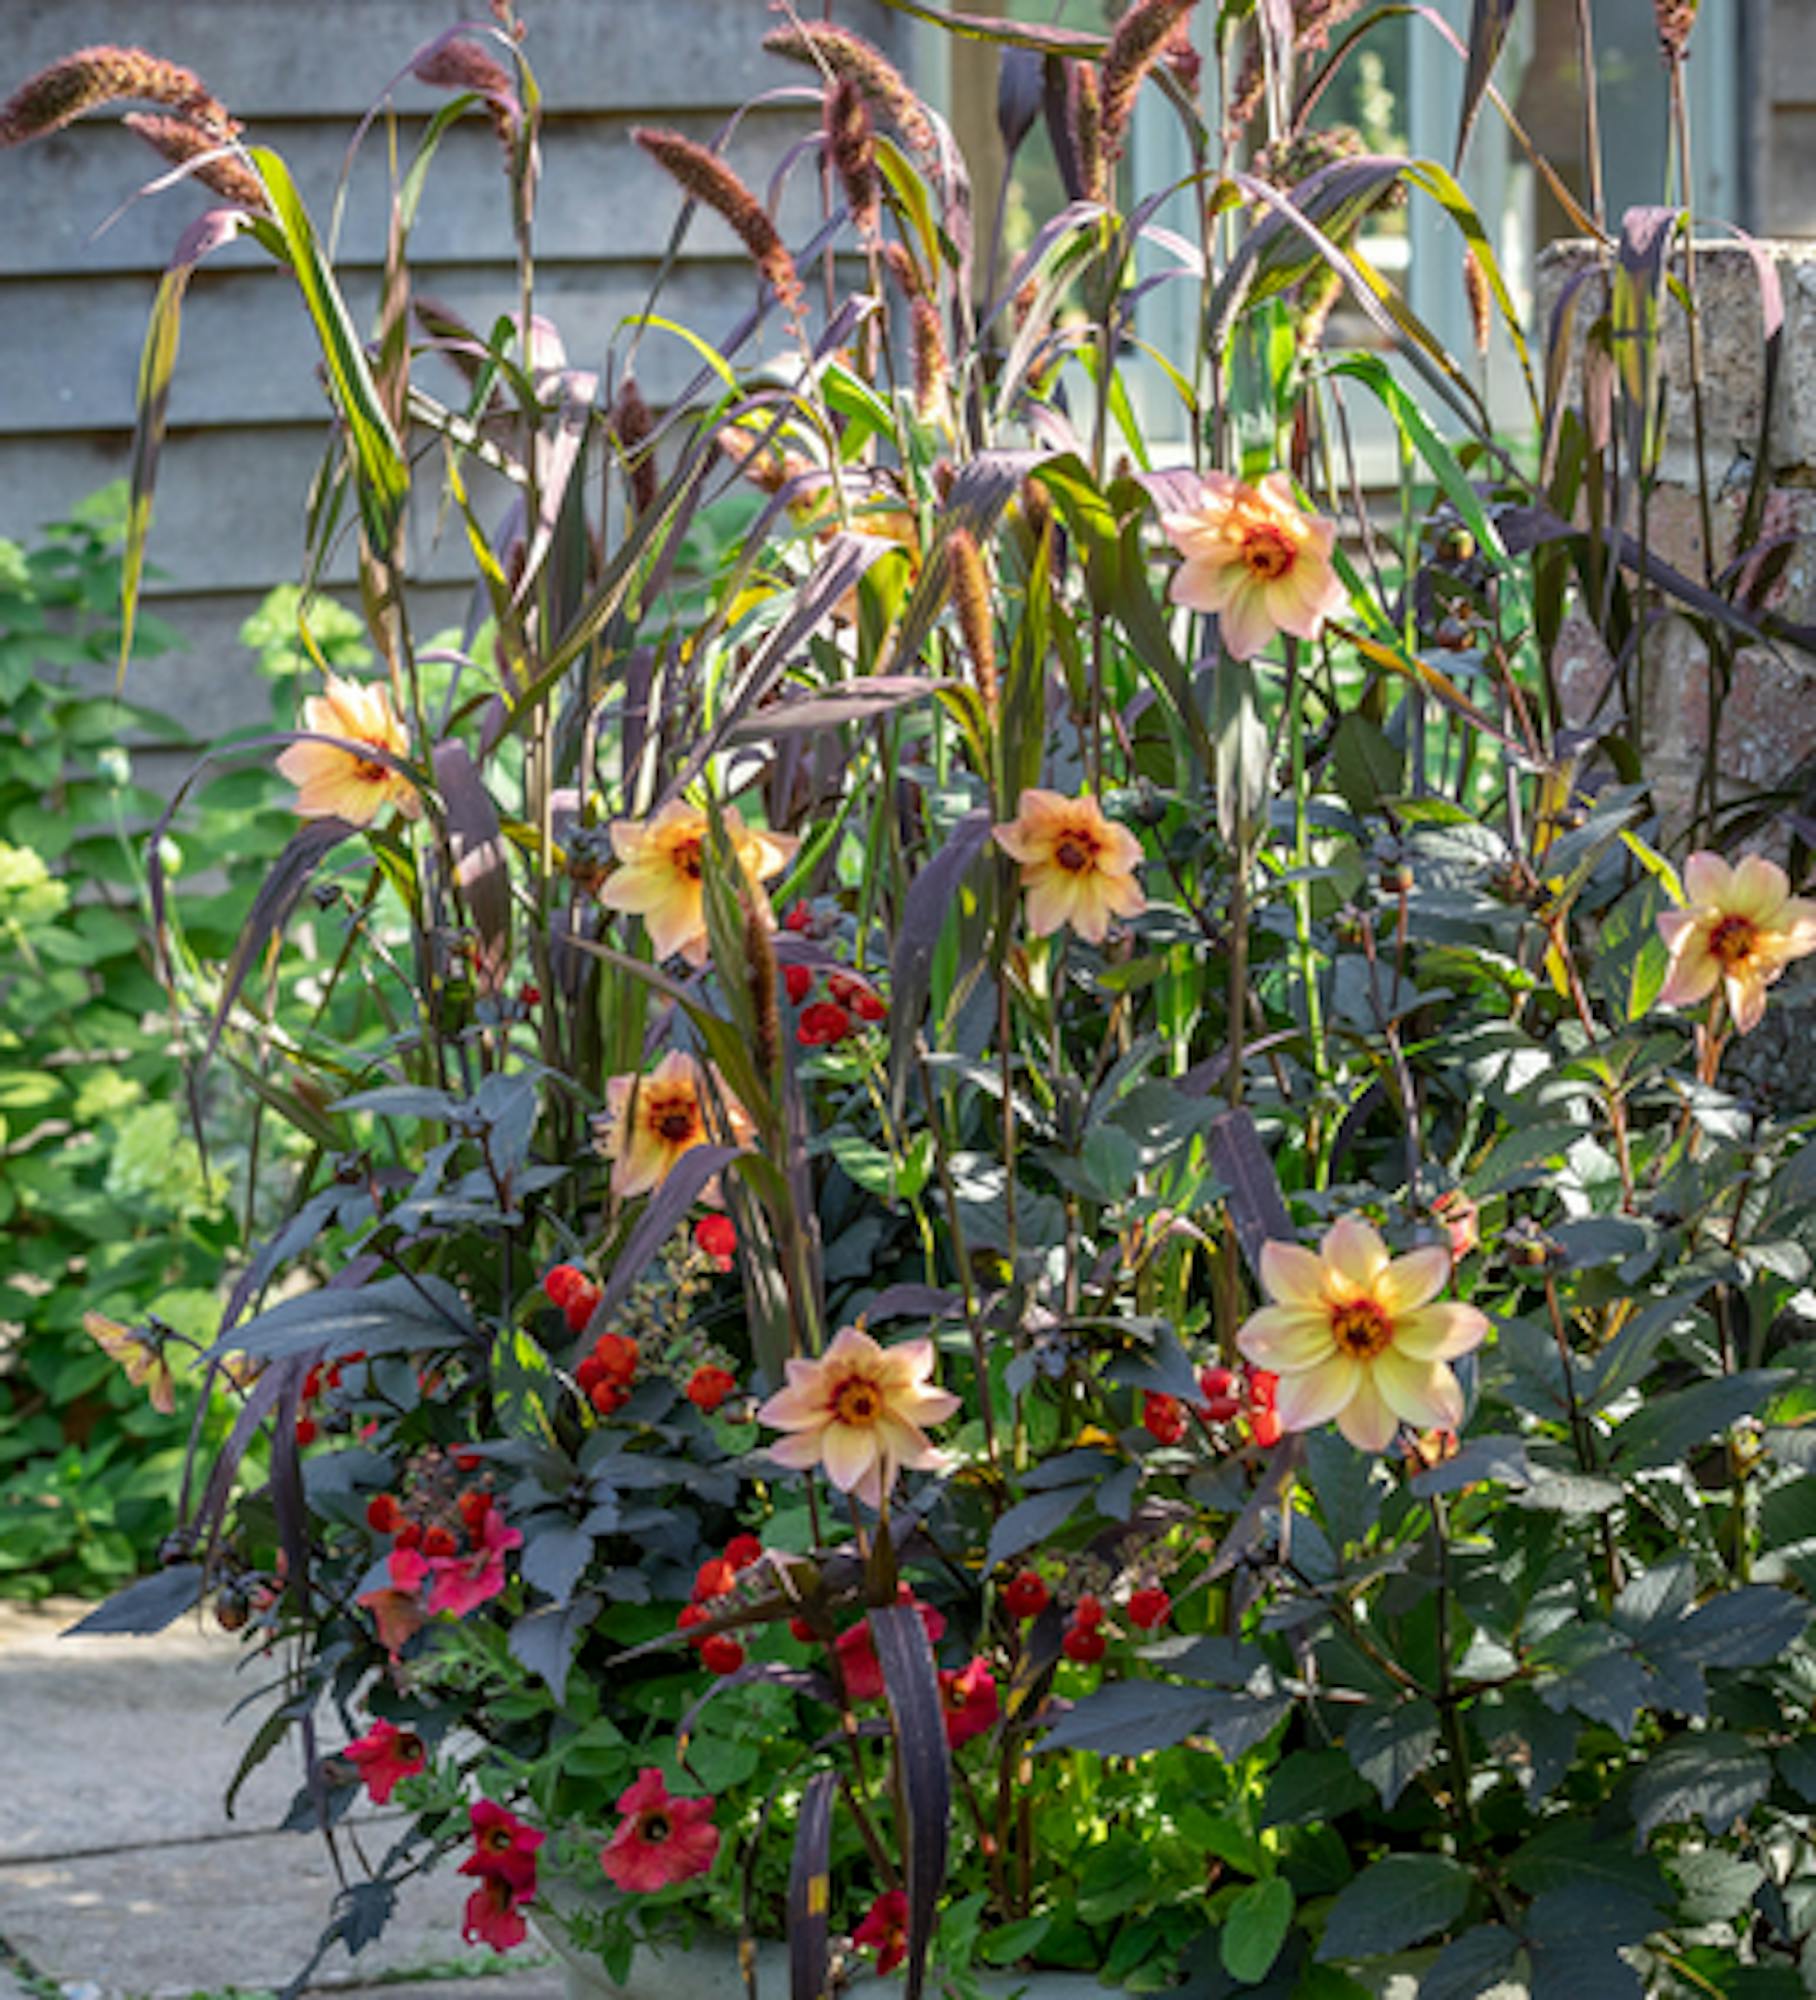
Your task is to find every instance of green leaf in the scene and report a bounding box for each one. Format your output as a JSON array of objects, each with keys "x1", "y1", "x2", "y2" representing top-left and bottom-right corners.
[
  {"x1": 1316, "y1": 1854, "x2": 1472, "y2": 1963},
  {"x1": 1260, "y1": 1749, "x2": 1374, "y2": 1828},
  {"x1": 1422, "y1": 1924, "x2": 1522, "y2": 2000},
  {"x1": 1345, "y1": 1698, "x2": 1441, "y2": 1809},
  {"x1": 1220, "y1": 1877, "x2": 1294, "y2": 1984},
  {"x1": 1630, "y1": 1731, "x2": 1772, "y2": 1843}
]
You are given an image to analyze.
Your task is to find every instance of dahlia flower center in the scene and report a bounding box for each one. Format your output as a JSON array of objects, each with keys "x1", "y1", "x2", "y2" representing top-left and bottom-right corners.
[
  {"x1": 1707, "y1": 912, "x2": 1759, "y2": 968},
  {"x1": 1329, "y1": 1296, "x2": 1394, "y2": 1359},
  {"x1": 649, "y1": 1097, "x2": 699, "y2": 1143},
  {"x1": 670, "y1": 838, "x2": 704, "y2": 882},
  {"x1": 355, "y1": 756, "x2": 390, "y2": 783},
  {"x1": 1054, "y1": 830, "x2": 1098, "y2": 873},
  {"x1": 640, "y1": 1810, "x2": 672, "y2": 1844},
  {"x1": 1240, "y1": 525, "x2": 1295, "y2": 582},
  {"x1": 831, "y1": 1376, "x2": 882, "y2": 1426}
]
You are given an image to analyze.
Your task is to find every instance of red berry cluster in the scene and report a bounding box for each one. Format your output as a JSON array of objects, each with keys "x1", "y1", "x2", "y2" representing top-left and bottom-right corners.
[
  {"x1": 295, "y1": 1349, "x2": 367, "y2": 1447},
  {"x1": 685, "y1": 1363, "x2": 738, "y2": 1413},
  {"x1": 693, "y1": 1213, "x2": 737, "y2": 1271},
  {"x1": 1061, "y1": 1592, "x2": 1106, "y2": 1663},
  {"x1": 365, "y1": 1477, "x2": 495, "y2": 1552},
  {"x1": 576, "y1": 1331, "x2": 640, "y2": 1415},
  {"x1": 1200, "y1": 1363, "x2": 1280, "y2": 1448},
  {"x1": 676, "y1": 1532, "x2": 764, "y2": 1675},
  {"x1": 1003, "y1": 1569, "x2": 1050, "y2": 1621},
  {"x1": 779, "y1": 909, "x2": 888, "y2": 1046},
  {"x1": 542, "y1": 1263, "x2": 601, "y2": 1334}
]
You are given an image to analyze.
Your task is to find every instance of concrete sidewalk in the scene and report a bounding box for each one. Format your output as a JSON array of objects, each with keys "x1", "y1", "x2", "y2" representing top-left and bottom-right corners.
[{"x1": 0, "y1": 1599, "x2": 564, "y2": 1999}]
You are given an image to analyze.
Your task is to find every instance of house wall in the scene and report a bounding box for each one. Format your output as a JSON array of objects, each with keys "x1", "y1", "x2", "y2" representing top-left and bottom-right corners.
[
  {"x1": 0, "y1": 0, "x2": 907, "y2": 748},
  {"x1": 1761, "y1": 0, "x2": 1816, "y2": 235}
]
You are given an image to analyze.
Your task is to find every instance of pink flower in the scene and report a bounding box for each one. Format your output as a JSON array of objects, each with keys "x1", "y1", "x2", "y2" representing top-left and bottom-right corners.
[
  {"x1": 427, "y1": 1504, "x2": 522, "y2": 1619},
  {"x1": 599, "y1": 1768, "x2": 720, "y2": 1893},
  {"x1": 1160, "y1": 471, "x2": 1347, "y2": 661},
  {"x1": 854, "y1": 1888, "x2": 910, "y2": 1974},
  {"x1": 343, "y1": 1719, "x2": 426, "y2": 1805},
  {"x1": 1656, "y1": 850, "x2": 1816, "y2": 1035},
  {"x1": 937, "y1": 1657, "x2": 999, "y2": 1749},
  {"x1": 357, "y1": 1544, "x2": 431, "y2": 1657},
  {"x1": 275, "y1": 673, "x2": 421, "y2": 825},
  {"x1": 835, "y1": 1595, "x2": 947, "y2": 1703},
  {"x1": 459, "y1": 1798, "x2": 545, "y2": 1899},
  {"x1": 462, "y1": 1874, "x2": 529, "y2": 1953}
]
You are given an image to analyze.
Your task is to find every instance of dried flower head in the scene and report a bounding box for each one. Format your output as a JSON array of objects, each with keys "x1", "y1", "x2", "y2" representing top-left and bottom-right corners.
[
  {"x1": 1101, "y1": 0, "x2": 1199, "y2": 164},
  {"x1": 947, "y1": 529, "x2": 999, "y2": 723},
  {"x1": 633, "y1": 127, "x2": 803, "y2": 323},
  {"x1": 1228, "y1": 0, "x2": 1367, "y2": 133},
  {"x1": 1654, "y1": 0, "x2": 1698, "y2": 61},
  {"x1": 122, "y1": 113, "x2": 267, "y2": 210},
  {"x1": 613, "y1": 376, "x2": 659, "y2": 517},
  {"x1": 1462, "y1": 246, "x2": 1493, "y2": 358},
  {"x1": 412, "y1": 37, "x2": 519, "y2": 152},
  {"x1": 825, "y1": 77, "x2": 880, "y2": 241},
  {"x1": 880, "y1": 238, "x2": 925, "y2": 302},
  {"x1": 763, "y1": 23, "x2": 937, "y2": 165},
  {"x1": 0, "y1": 45, "x2": 236, "y2": 148}
]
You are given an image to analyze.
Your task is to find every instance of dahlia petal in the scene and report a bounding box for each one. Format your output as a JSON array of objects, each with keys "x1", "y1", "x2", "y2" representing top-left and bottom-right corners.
[
  {"x1": 767, "y1": 1430, "x2": 829, "y2": 1471},
  {"x1": 1168, "y1": 559, "x2": 1238, "y2": 617},
  {"x1": 1376, "y1": 1245, "x2": 1452, "y2": 1316},
  {"x1": 1216, "y1": 579, "x2": 1277, "y2": 662},
  {"x1": 1372, "y1": 1348, "x2": 1465, "y2": 1430},
  {"x1": 1657, "y1": 939, "x2": 1720, "y2": 1007},
  {"x1": 1272, "y1": 1354, "x2": 1361, "y2": 1430},
  {"x1": 1392, "y1": 1300, "x2": 1490, "y2": 1362},
  {"x1": 1322, "y1": 1215, "x2": 1389, "y2": 1291},
  {"x1": 1681, "y1": 851, "x2": 1731, "y2": 907},
  {"x1": 1726, "y1": 969, "x2": 1769, "y2": 1034},
  {"x1": 1729, "y1": 852, "x2": 1790, "y2": 923},
  {"x1": 1334, "y1": 1372, "x2": 1400, "y2": 1452},
  {"x1": 821, "y1": 1421, "x2": 882, "y2": 1496},
  {"x1": 1236, "y1": 1305, "x2": 1337, "y2": 1372},
  {"x1": 754, "y1": 1381, "x2": 826, "y2": 1428},
  {"x1": 1260, "y1": 1240, "x2": 1329, "y2": 1306}
]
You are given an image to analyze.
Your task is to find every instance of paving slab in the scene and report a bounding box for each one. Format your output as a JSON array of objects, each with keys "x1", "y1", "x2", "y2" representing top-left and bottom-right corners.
[
  {"x1": 0, "y1": 1831, "x2": 548, "y2": 1996},
  {"x1": 0, "y1": 1598, "x2": 309, "y2": 1860}
]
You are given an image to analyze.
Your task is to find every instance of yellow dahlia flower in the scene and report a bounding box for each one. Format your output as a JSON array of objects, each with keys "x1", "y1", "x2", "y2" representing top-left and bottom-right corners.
[
  {"x1": 1656, "y1": 851, "x2": 1816, "y2": 1036},
  {"x1": 993, "y1": 788, "x2": 1146, "y2": 944},
  {"x1": 1159, "y1": 471, "x2": 1347, "y2": 662},
  {"x1": 598, "y1": 800, "x2": 798, "y2": 967},
  {"x1": 1236, "y1": 1216, "x2": 1489, "y2": 1454},
  {"x1": 757, "y1": 1324, "x2": 961, "y2": 1508},
  {"x1": 594, "y1": 1050, "x2": 752, "y2": 1201},
  {"x1": 275, "y1": 675, "x2": 421, "y2": 825}
]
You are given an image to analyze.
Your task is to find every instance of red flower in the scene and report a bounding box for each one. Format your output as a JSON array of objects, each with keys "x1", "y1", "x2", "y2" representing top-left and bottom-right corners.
[
  {"x1": 724, "y1": 1533, "x2": 763, "y2": 1571},
  {"x1": 1073, "y1": 1593, "x2": 1104, "y2": 1629},
  {"x1": 462, "y1": 1874, "x2": 528, "y2": 1953},
  {"x1": 694, "y1": 1214, "x2": 738, "y2": 1271},
  {"x1": 1197, "y1": 1365, "x2": 1241, "y2": 1422},
  {"x1": 784, "y1": 963, "x2": 814, "y2": 1005},
  {"x1": 1248, "y1": 1369, "x2": 1278, "y2": 1409},
  {"x1": 344, "y1": 1718, "x2": 426, "y2": 1804},
  {"x1": 459, "y1": 1487, "x2": 494, "y2": 1537},
  {"x1": 1246, "y1": 1368, "x2": 1281, "y2": 1447},
  {"x1": 1003, "y1": 1570, "x2": 1049, "y2": 1621},
  {"x1": 590, "y1": 1380, "x2": 627, "y2": 1415},
  {"x1": 594, "y1": 1332, "x2": 640, "y2": 1383},
  {"x1": 1249, "y1": 1408, "x2": 1282, "y2": 1448},
  {"x1": 853, "y1": 1888, "x2": 910, "y2": 1974},
  {"x1": 366, "y1": 1493, "x2": 401, "y2": 1534},
  {"x1": 422, "y1": 1523, "x2": 458, "y2": 1559},
  {"x1": 937, "y1": 1657, "x2": 1000, "y2": 1748},
  {"x1": 1127, "y1": 1587, "x2": 1171, "y2": 1631},
  {"x1": 677, "y1": 1603, "x2": 710, "y2": 1645},
  {"x1": 1062, "y1": 1623, "x2": 1107, "y2": 1664},
  {"x1": 797, "y1": 1000, "x2": 854, "y2": 1046},
  {"x1": 836, "y1": 1595, "x2": 947, "y2": 1702},
  {"x1": 519, "y1": 982, "x2": 541, "y2": 1006},
  {"x1": 359, "y1": 1545, "x2": 429, "y2": 1658},
  {"x1": 687, "y1": 1364, "x2": 738, "y2": 1412},
  {"x1": 1142, "y1": 1391, "x2": 1186, "y2": 1445},
  {"x1": 564, "y1": 1283, "x2": 603, "y2": 1335},
  {"x1": 427, "y1": 1504, "x2": 522, "y2": 1619},
  {"x1": 600, "y1": 1769, "x2": 720, "y2": 1892},
  {"x1": 789, "y1": 1613, "x2": 818, "y2": 1643},
  {"x1": 693, "y1": 1557, "x2": 737, "y2": 1602},
  {"x1": 827, "y1": 972, "x2": 886, "y2": 1022},
  {"x1": 543, "y1": 1264, "x2": 587, "y2": 1307},
  {"x1": 295, "y1": 1416, "x2": 319, "y2": 1447},
  {"x1": 701, "y1": 1633, "x2": 745, "y2": 1676},
  {"x1": 460, "y1": 1798, "x2": 545, "y2": 1898},
  {"x1": 784, "y1": 902, "x2": 813, "y2": 934}
]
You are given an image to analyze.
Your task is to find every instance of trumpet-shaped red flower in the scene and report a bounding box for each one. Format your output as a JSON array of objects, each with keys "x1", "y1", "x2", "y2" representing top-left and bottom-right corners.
[
  {"x1": 600, "y1": 1768, "x2": 720, "y2": 1892},
  {"x1": 344, "y1": 1718, "x2": 426, "y2": 1804},
  {"x1": 854, "y1": 1888, "x2": 910, "y2": 1974},
  {"x1": 459, "y1": 1798, "x2": 544, "y2": 1899},
  {"x1": 427, "y1": 1504, "x2": 522, "y2": 1619},
  {"x1": 938, "y1": 1656, "x2": 1000, "y2": 1748},
  {"x1": 462, "y1": 1874, "x2": 529, "y2": 1953}
]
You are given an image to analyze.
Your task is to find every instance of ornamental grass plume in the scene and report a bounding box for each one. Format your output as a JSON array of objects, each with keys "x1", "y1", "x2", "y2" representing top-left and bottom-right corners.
[
  {"x1": 611, "y1": 375, "x2": 659, "y2": 516},
  {"x1": 0, "y1": 45, "x2": 237, "y2": 147},
  {"x1": 993, "y1": 789, "x2": 1147, "y2": 944},
  {"x1": 121, "y1": 114, "x2": 267, "y2": 210},
  {"x1": 1072, "y1": 61, "x2": 1106, "y2": 203},
  {"x1": 757, "y1": 1323, "x2": 961, "y2": 1509},
  {"x1": 909, "y1": 293, "x2": 949, "y2": 418},
  {"x1": 947, "y1": 529, "x2": 999, "y2": 722},
  {"x1": 1101, "y1": 0, "x2": 1199, "y2": 163},
  {"x1": 412, "y1": 35, "x2": 519, "y2": 152},
  {"x1": 1656, "y1": 851, "x2": 1816, "y2": 1034},
  {"x1": 632, "y1": 127, "x2": 804, "y2": 323},
  {"x1": 1227, "y1": 0, "x2": 1368, "y2": 133},
  {"x1": 762, "y1": 22, "x2": 937, "y2": 165},
  {"x1": 825, "y1": 76, "x2": 880, "y2": 241},
  {"x1": 1654, "y1": 0, "x2": 1699, "y2": 61},
  {"x1": 1159, "y1": 471, "x2": 1347, "y2": 660},
  {"x1": 1236, "y1": 1215, "x2": 1488, "y2": 1453}
]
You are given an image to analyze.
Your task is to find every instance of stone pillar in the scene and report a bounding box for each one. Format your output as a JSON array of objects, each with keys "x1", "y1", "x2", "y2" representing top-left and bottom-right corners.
[{"x1": 1536, "y1": 238, "x2": 1816, "y2": 831}]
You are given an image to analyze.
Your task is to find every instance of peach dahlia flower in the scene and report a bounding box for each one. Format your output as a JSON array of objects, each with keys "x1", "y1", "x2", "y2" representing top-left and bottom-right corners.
[
  {"x1": 598, "y1": 800, "x2": 798, "y2": 966},
  {"x1": 757, "y1": 1324, "x2": 961, "y2": 1508},
  {"x1": 993, "y1": 788, "x2": 1146, "y2": 944},
  {"x1": 1236, "y1": 1215, "x2": 1489, "y2": 1454},
  {"x1": 1160, "y1": 471, "x2": 1347, "y2": 662},
  {"x1": 1656, "y1": 851, "x2": 1816, "y2": 1036},
  {"x1": 276, "y1": 674, "x2": 421, "y2": 824},
  {"x1": 594, "y1": 1050, "x2": 752, "y2": 1201}
]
